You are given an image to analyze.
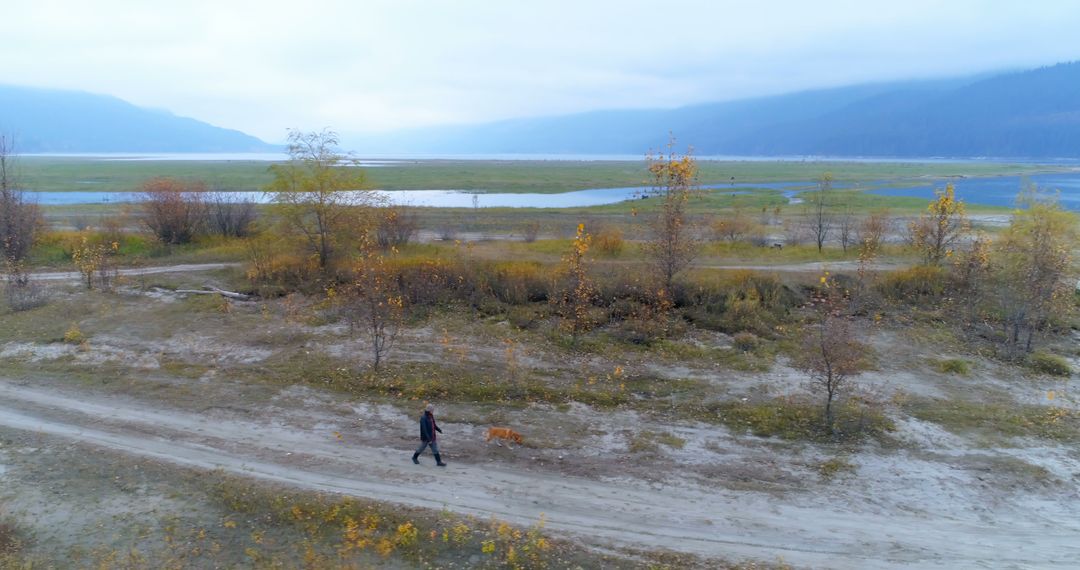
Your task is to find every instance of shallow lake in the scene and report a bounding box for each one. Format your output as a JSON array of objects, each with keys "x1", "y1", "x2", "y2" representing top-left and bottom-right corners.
[
  {"x1": 28, "y1": 173, "x2": 1080, "y2": 209},
  {"x1": 870, "y1": 172, "x2": 1080, "y2": 208},
  {"x1": 27, "y1": 182, "x2": 804, "y2": 208}
]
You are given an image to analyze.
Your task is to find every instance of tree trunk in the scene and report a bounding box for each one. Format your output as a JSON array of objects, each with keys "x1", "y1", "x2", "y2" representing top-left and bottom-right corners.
[{"x1": 825, "y1": 392, "x2": 835, "y2": 435}]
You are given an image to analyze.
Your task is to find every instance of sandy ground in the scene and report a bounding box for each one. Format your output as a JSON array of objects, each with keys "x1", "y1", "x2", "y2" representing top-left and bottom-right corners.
[
  {"x1": 0, "y1": 376, "x2": 1077, "y2": 569},
  {"x1": 28, "y1": 262, "x2": 242, "y2": 282},
  {"x1": 4, "y1": 262, "x2": 1080, "y2": 568}
]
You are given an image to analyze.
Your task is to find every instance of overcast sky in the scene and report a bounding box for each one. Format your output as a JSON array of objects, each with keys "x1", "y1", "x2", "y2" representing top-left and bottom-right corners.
[{"x1": 4, "y1": 1, "x2": 1080, "y2": 142}]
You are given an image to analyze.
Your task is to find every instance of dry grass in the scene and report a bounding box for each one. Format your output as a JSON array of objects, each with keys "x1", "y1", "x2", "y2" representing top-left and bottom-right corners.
[{"x1": 904, "y1": 398, "x2": 1080, "y2": 443}]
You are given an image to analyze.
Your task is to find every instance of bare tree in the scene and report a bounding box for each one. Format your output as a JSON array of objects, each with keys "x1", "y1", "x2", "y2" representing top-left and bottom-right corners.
[
  {"x1": 139, "y1": 177, "x2": 207, "y2": 244},
  {"x1": 206, "y1": 191, "x2": 257, "y2": 237},
  {"x1": 795, "y1": 277, "x2": 867, "y2": 433},
  {"x1": 810, "y1": 173, "x2": 834, "y2": 253},
  {"x1": 2, "y1": 258, "x2": 48, "y2": 312},
  {"x1": 783, "y1": 215, "x2": 810, "y2": 247},
  {"x1": 0, "y1": 136, "x2": 41, "y2": 265},
  {"x1": 341, "y1": 240, "x2": 404, "y2": 371},
  {"x1": 952, "y1": 233, "x2": 992, "y2": 326},
  {"x1": 712, "y1": 208, "x2": 762, "y2": 244},
  {"x1": 643, "y1": 137, "x2": 699, "y2": 289},
  {"x1": 836, "y1": 203, "x2": 856, "y2": 252},
  {"x1": 856, "y1": 209, "x2": 891, "y2": 253},
  {"x1": 267, "y1": 129, "x2": 377, "y2": 270},
  {"x1": 374, "y1": 207, "x2": 418, "y2": 249},
  {"x1": 521, "y1": 221, "x2": 541, "y2": 243}
]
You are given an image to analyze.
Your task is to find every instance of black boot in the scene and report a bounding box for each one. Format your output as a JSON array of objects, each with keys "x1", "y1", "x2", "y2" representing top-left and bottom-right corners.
[
  {"x1": 412, "y1": 452, "x2": 420, "y2": 465},
  {"x1": 435, "y1": 453, "x2": 447, "y2": 467}
]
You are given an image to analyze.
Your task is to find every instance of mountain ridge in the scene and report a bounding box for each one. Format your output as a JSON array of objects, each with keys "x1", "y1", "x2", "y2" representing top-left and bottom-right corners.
[
  {"x1": 0, "y1": 84, "x2": 273, "y2": 153},
  {"x1": 347, "y1": 62, "x2": 1080, "y2": 158}
]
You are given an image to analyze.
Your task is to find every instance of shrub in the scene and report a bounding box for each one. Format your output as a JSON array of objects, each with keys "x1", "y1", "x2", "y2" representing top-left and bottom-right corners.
[
  {"x1": 2, "y1": 262, "x2": 48, "y2": 312},
  {"x1": 712, "y1": 213, "x2": 767, "y2": 245},
  {"x1": 139, "y1": 177, "x2": 207, "y2": 245},
  {"x1": 877, "y1": 265, "x2": 948, "y2": 302},
  {"x1": 677, "y1": 270, "x2": 796, "y2": 337},
  {"x1": 205, "y1": 192, "x2": 257, "y2": 237},
  {"x1": 245, "y1": 236, "x2": 322, "y2": 296},
  {"x1": 937, "y1": 358, "x2": 969, "y2": 374},
  {"x1": 708, "y1": 395, "x2": 893, "y2": 443},
  {"x1": 1027, "y1": 352, "x2": 1072, "y2": 377},
  {"x1": 375, "y1": 207, "x2": 418, "y2": 248},
  {"x1": 506, "y1": 305, "x2": 543, "y2": 330},
  {"x1": 818, "y1": 456, "x2": 856, "y2": 481},
  {"x1": 0, "y1": 136, "x2": 41, "y2": 264},
  {"x1": 936, "y1": 358, "x2": 971, "y2": 375},
  {"x1": 627, "y1": 431, "x2": 686, "y2": 453},
  {"x1": 904, "y1": 398, "x2": 1079, "y2": 441},
  {"x1": 63, "y1": 323, "x2": 85, "y2": 344},
  {"x1": 388, "y1": 257, "x2": 456, "y2": 306},
  {"x1": 437, "y1": 223, "x2": 458, "y2": 241},
  {"x1": 71, "y1": 236, "x2": 119, "y2": 290},
  {"x1": 592, "y1": 227, "x2": 624, "y2": 257},
  {"x1": 609, "y1": 313, "x2": 682, "y2": 346},
  {"x1": 485, "y1": 261, "x2": 548, "y2": 305},
  {"x1": 521, "y1": 221, "x2": 540, "y2": 243},
  {"x1": 70, "y1": 215, "x2": 92, "y2": 231},
  {"x1": 732, "y1": 331, "x2": 760, "y2": 352},
  {"x1": 0, "y1": 517, "x2": 20, "y2": 556}
]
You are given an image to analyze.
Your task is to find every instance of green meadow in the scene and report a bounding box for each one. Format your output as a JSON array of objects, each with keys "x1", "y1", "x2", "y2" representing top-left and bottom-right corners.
[{"x1": 17, "y1": 156, "x2": 1061, "y2": 193}]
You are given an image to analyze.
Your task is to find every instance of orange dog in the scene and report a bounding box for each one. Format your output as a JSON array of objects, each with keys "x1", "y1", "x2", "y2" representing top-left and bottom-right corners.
[{"x1": 485, "y1": 427, "x2": 524, "y2": 447}]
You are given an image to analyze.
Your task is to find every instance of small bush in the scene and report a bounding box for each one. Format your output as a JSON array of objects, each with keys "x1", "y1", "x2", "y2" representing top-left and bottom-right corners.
[
  {"x1": 592, "y1": 227, "x2": 624, "y2": 257},
  {"x1": 817, "y1": 456, "x2": 856, "y2": 481},
  {"x1": 627, "y1": 433, "x2": 660, "y2": 454},
  {"x1": 655, "y1": 431, "x2": 687, "y2": 449},
  {"x1": 139, "y1": 177, "x2": 207, "y2": 245},
  {"x1": 609, "y1": 314, "x2": 683, "y2": 346},
  {"x1": 485, "y1": 261, "x2": 548, "y2": 305},
  {"x1": 708, "y1": 396, "x2": 894, "y2": 443},
  {"x1": 1027, "y1": 352, "x2": 1072, "y2": 377},
  {"x1": 437, "y1": 224, "x2": 458, "y2": 241},
  {"x1": 3, "y1": 264, "x2": 48, "y2": 312},
  {"x1": 521, "y1": 221, "x2": 540, "y2": 243},
  {"x1": 205, "y1": 192, "x2": 258, "y2": 238},
  {"x1": 732, "y1": 332, "x2": 760, "y2": 352},
  {"x1": 0, "y1": 517, "x2": 21, "y2": 556},
  {"x1": 506, "y1": 305, "x2": 543, "y2": 330},
  {"x1": 628, "y1": 430, "x2": 687, "y2": 453},
  {"x1": 375, "y1": 207, "x2": 418, "y2": 248},
  {"x1": 877, "y1": 265, "x2": 948, "y2": 302},
  {"x1": 905, "y1": 398, "x2": 1079, "y2": 441},
  {"x1": 63, "y1": 323, "x2": 85, "y2": 344},
  {"x1": 677, "y1": 270, "x2": 796, "y2": 337},
  {"x1": 935, "y1": 358, "x2": 971, "y2": 375},
  {"x1": 245, "y1": 236, "x2": 323, "y2": 296}
]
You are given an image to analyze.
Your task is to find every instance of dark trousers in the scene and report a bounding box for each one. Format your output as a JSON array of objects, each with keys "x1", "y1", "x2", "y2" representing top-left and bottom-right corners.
[{"x1": 415, "y1": 441, "x2": 440, "y2": 456}]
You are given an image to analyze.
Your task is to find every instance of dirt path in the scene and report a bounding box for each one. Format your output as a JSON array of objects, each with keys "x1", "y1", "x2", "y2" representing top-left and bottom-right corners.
[
  {"x1": 28, "y1": 262, "x2": 242, "y2": 282},
  {"x1": 27, "y1": 259, "x2": 901, "y2": 283},
  {"x1": 0, "y1": 380, "x2": 1075, "y2": 568}
]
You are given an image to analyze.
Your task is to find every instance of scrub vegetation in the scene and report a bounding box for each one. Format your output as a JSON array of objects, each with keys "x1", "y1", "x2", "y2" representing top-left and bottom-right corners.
[{"x1": 2, "y1": 133, "x2": 1079, "y2": 567}]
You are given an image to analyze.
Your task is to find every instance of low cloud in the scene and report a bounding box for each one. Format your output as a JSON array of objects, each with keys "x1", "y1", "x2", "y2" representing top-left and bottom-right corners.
[{"x1": 3, "y1": 0, "x2": 1078, "y2": 141}]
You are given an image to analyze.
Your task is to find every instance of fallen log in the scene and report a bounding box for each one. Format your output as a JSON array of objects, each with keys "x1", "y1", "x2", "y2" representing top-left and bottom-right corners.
[{"x1": 160, "y1": 286, "x2": 255, "y2": 301}]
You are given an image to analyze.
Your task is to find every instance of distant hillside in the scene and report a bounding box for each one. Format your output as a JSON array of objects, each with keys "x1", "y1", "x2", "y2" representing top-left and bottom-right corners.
[
  {"x1": 352, "y1": 62, "x2": 1080, "y2": 159},
  {"x1": 0, "y1": 85, "x2": 273, "y2": 153}
]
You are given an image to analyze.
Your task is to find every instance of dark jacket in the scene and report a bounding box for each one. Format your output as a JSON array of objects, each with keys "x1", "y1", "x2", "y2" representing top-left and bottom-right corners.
[{"x1": 419, "y1": 411, "x2": 442, "y2": 442}]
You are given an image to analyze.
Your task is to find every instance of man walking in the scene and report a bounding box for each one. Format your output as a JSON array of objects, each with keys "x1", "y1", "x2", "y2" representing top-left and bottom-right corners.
[{"x1": 412, "y1": 403, "x2": 446, "y2": 466}]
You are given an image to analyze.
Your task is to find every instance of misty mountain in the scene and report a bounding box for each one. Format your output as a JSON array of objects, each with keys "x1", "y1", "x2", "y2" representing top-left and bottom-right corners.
[
  {"x1": 0, "y1": 85, "x2": 273, "y2": 153},
  {"x1": 352, "y1": 62, "x2": 1080, "y2": 158}
]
